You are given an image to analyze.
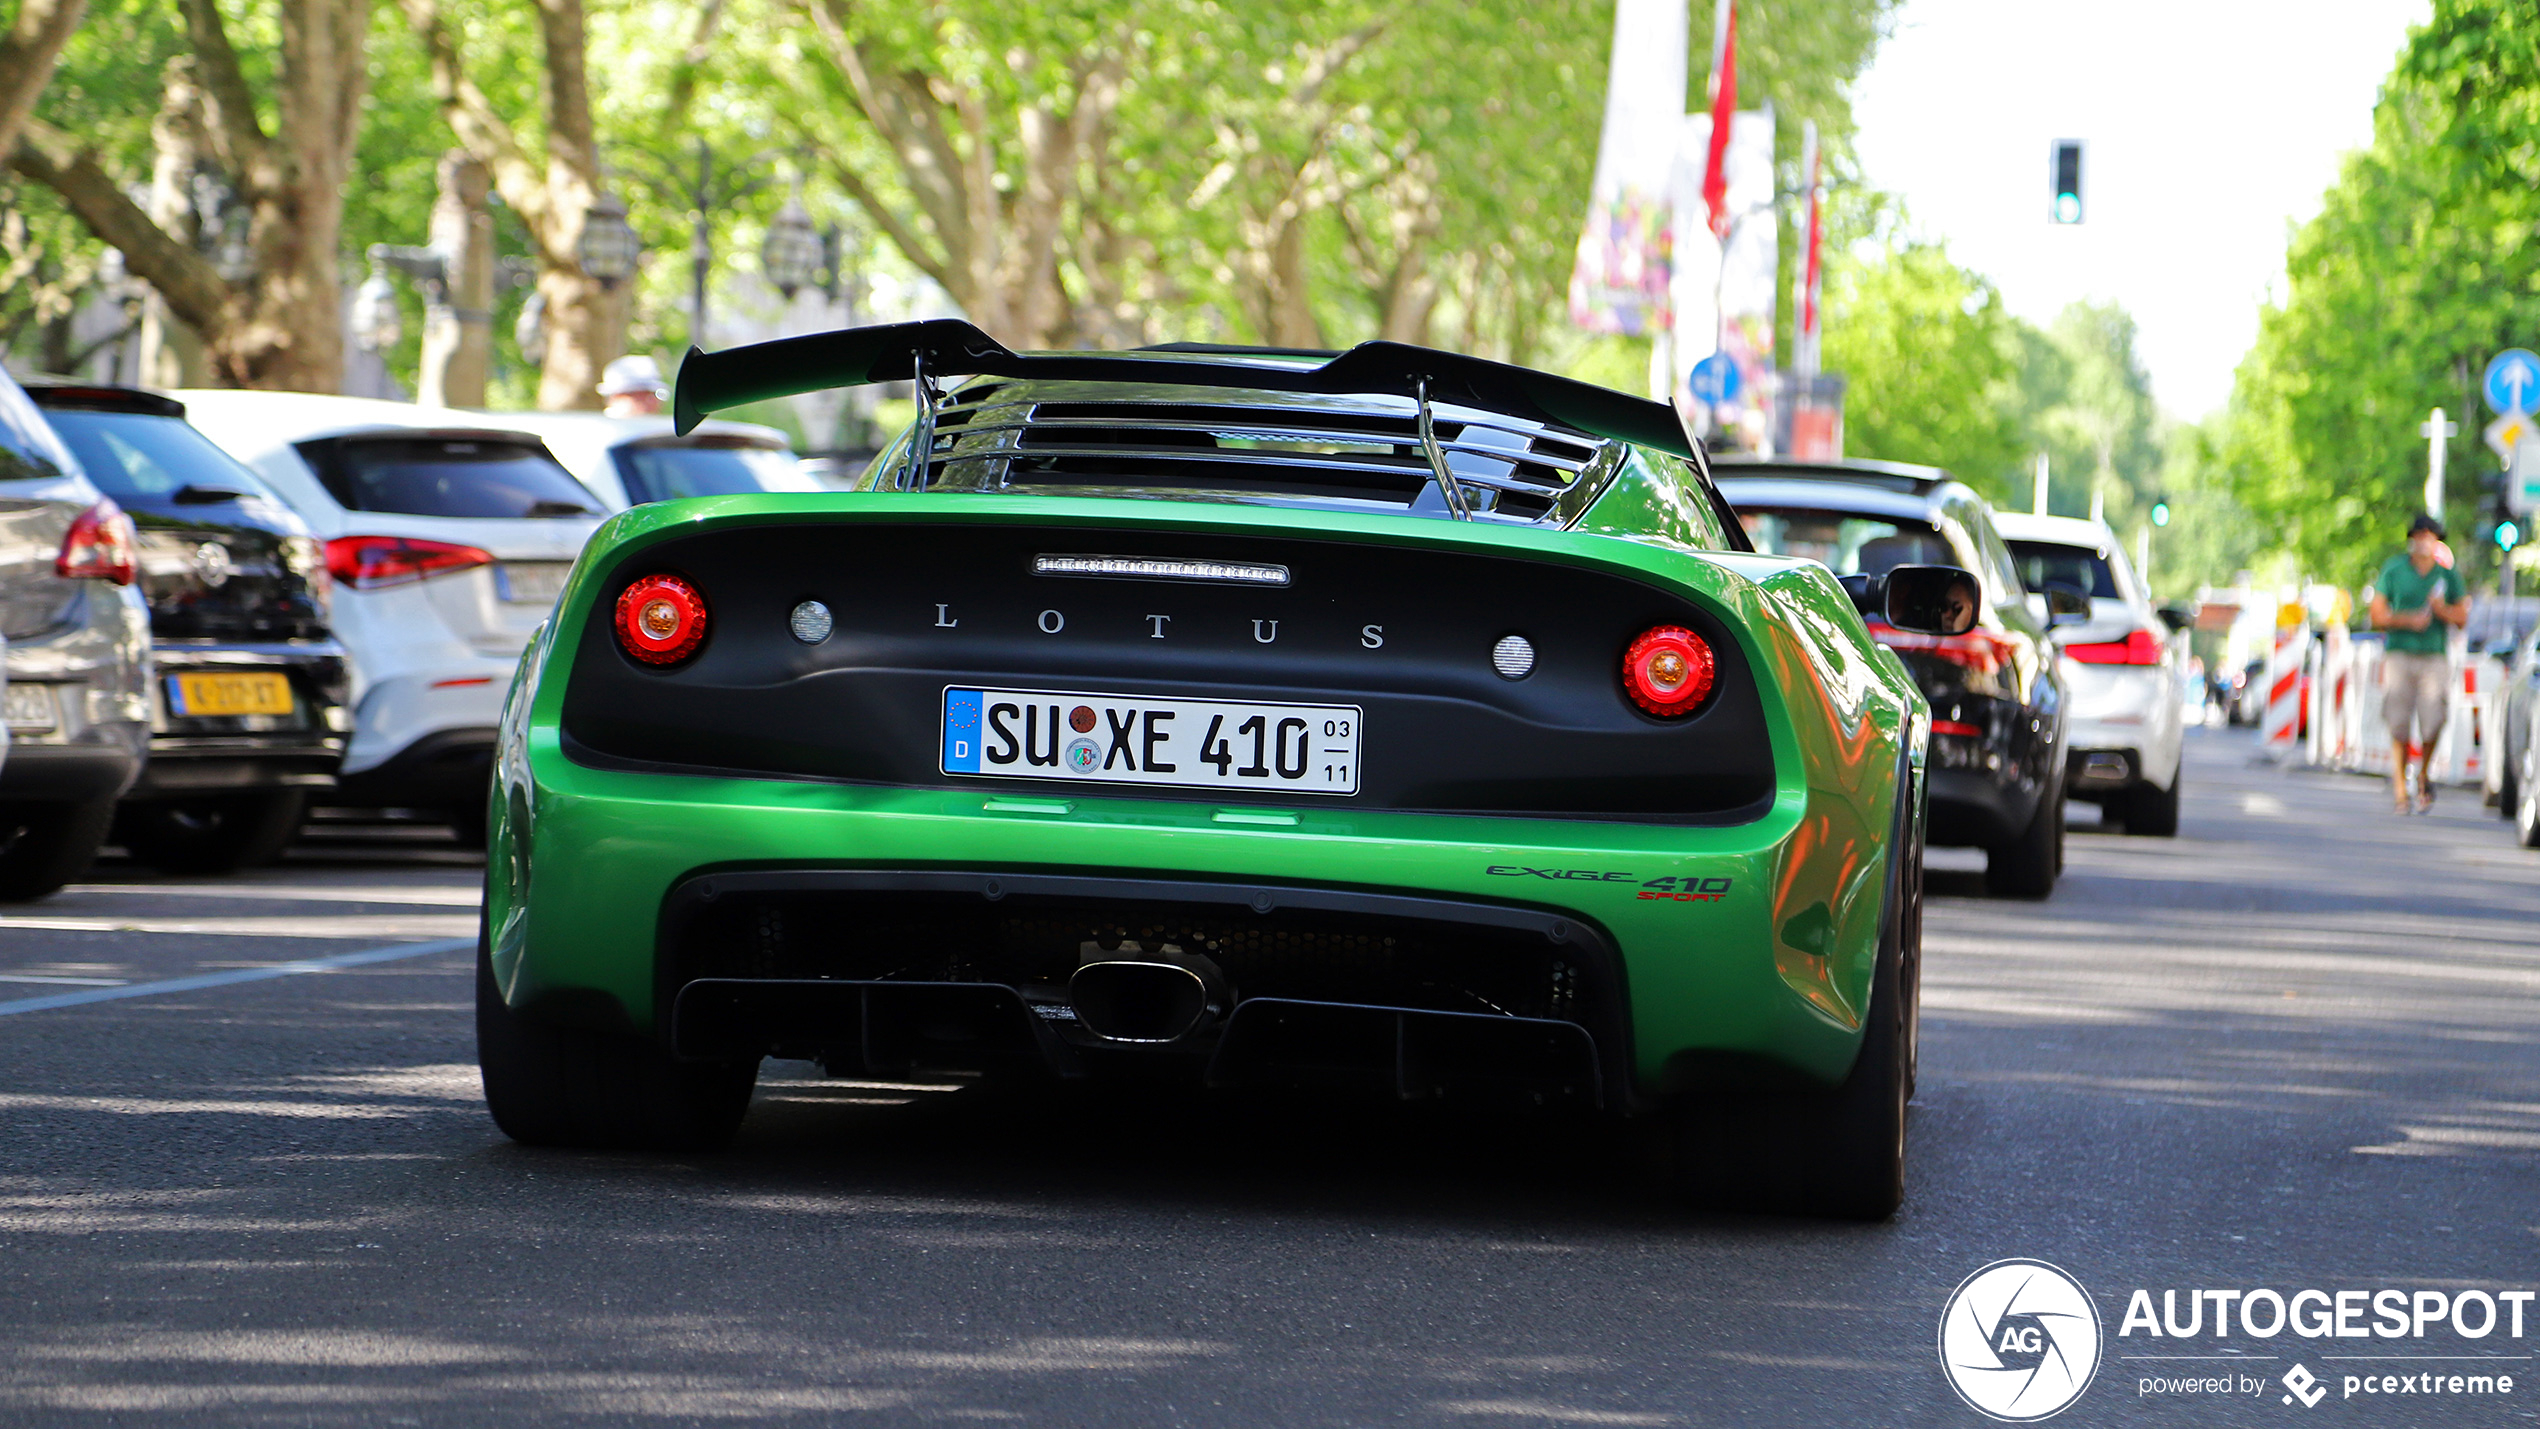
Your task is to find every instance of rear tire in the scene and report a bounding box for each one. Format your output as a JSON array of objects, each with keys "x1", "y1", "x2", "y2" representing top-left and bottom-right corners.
[
  {"x1": 476, "y1": 927, "x2": 756, "y2": 1151},
  {"x1": 2122, "y1": 772, "x2": 2180, "y2": 837},
  {"x1": 1986, "y1": 781, "x2": 2063, "y2": 898},
  {"x1": 115, "y1": 790, "x2": 307, "y2": 874},
  {"x1": 2517, "y1": 770, "x2": 2540, "y2": 850},
  {"x1": 1677, "y1": 770, "x2": 1917, "y2": 1221},
  {"x1": 0, "y1": 798, "x2": 118, "y2": 901}
]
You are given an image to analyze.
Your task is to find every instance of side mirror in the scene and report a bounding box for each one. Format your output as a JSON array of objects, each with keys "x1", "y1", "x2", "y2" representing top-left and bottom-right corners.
[
  {"x1": 2156, "y1": 602, "x2": 2193, "y2": 634},
  {"x1": 1882, "y1": 563, "x2": 1983, "y2": 637},
  {"x1": 2040, "y1": 581, "x2": 2092, "y2": 627}
]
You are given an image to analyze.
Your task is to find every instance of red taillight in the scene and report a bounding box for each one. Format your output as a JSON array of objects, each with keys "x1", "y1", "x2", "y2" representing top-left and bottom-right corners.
[
  {"x1": 325, "y1": 535, "x2": 496, "y2": 590},
  {"x1": 55, "y1": 499, "x2": 136, "y2": 585},
  {"x1": 1621, "y1": 624, "x2": 1716, "y2": 716},
  {"x1": 1931, "y1": 719, "x2": 1983, "y2": 738},
  {"x1": 615, "y1": 574, "x2": 708, "y2": 665},
  {"x1": 2065, "y1": 628, "x2": 2166, "y2": 666},
  {"x1": 1866, "y1": 621, "x2": 2013, "y2": 674}
]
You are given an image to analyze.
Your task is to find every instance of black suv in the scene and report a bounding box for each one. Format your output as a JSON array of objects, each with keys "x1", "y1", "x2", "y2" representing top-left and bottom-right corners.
[
  {"x1": 26, "y1": 381, "x2": 349, "y2": 872},
  {"x1": 1714, "y1": 458, "x2": 2079, "y2": 897}
]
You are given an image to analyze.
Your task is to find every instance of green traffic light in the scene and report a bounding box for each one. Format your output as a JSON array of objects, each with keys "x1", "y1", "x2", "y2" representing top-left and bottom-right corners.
[
  {"x1": 2150, "y1": 501, "x2": 2170, "y2": 527},
  {"x1": 2499, "y1": 521, "x2": 2521, "y2": 552}
]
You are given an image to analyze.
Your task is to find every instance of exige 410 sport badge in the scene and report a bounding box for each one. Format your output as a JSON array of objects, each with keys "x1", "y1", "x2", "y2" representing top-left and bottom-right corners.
[{"x1": 1483, "y1": 867, "x2": 1733, "y2": 902}]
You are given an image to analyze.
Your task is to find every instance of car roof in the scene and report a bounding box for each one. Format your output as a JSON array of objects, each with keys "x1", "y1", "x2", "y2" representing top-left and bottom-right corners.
[
  {"x1": 1989, "y1": 510, "x2": 2117, "y2": 548},
  {"x1": 1712, "y1": 475, "x2": 1954, "y2": 525},
  {"x1": 1708, "y1": 456, "x2": 1955, "y2": 492},
  {"x1": 172, "y1": 389, "x2": 546, "y2": 454}
]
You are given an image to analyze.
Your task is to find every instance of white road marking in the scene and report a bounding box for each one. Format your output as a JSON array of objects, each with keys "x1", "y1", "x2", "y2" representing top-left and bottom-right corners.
[
  {"x1": 0, "y1": 915, "x2": 475, "y2": 940},
  {"x1": 0, "y1": 938, "x2": 472, "y2": 1017},
  {"x1": 0, "y1": 974, "x2": 127, "y2": 986}
]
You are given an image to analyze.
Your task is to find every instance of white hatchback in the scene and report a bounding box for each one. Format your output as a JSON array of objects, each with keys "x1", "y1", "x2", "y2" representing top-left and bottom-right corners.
[
  {"x1": 484, "y1": 411, "x2": 814, "y2": 511},
  {"x1": 177, "y1": 391, "x2": 607, "y2": 837},
  {"x1": 1993, "y1": 511, "x2": 2186, "y2": 835}
]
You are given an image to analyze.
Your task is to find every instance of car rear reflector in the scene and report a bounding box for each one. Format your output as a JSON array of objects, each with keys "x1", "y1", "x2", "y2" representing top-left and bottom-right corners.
[
  {"x1": 55, "y1": 499, "x2": 136, "y2": 585},
  {"x1": 1622, "y1": 625, "x2": 1716, "y2": 717},
  {"x1": 325, "y1": 535, "x2": 496, "y2": 590},
  {"x1": 616, "y1": 573, "x2": 708, "y2": 665},
  {"x1": 2065, "y1": 628, "x2": 2165, "y2": 665}
]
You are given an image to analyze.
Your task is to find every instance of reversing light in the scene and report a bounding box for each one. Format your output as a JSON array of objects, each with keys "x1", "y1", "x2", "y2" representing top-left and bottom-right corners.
[
  {"x1": 1622, "y1": 625, "x2": 1716, "y2": 717},
  {"x1": 616, "y1": 574, "x2": 709, "y2": 665},
  {"x1": 55, "y1": 499, "x2": 137, "y2": 585}
]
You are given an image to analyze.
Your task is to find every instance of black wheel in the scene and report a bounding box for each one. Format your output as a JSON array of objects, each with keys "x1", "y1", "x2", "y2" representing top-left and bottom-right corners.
[
  {"x1": 448, "y1": 800, "x2": 489, "y2": 850},
  {"x1": 114, "y1": 789, "x2": 308, "y2": 874},
  {"x1": 1677, "y1": 768, "x2": 1917, "y2": 1221},
  {"x1": 477, "y1": 925, "x2": 757, "y2": 1151},
  {"x1": 2123, "y1": 772, "x2": 2180, "y2": 837},
  {"x1": 2499, "y1": 733, "x2": 2520, "y2": 822},
  {"x1": 0, "y1": 798, "x2": 117, "y2": 901},
  {"x1": 2516, "y1": 737, "x2": 2540, "y2": 849},
  {"x1": 1986, "y1": 781, "x2": 2063, "y2": 899}
]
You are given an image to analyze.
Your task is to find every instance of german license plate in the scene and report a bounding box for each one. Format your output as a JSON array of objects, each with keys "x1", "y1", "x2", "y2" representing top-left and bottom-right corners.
[
  {"x1": 942, "y1": 688, "x2": 1360, "y2": 796},
  {"x1": 496, "y1": 562, "x2": 572, "y2": 605},
  {"x1": 169, "y1": 671, "x2": 293, "y2": 717}
]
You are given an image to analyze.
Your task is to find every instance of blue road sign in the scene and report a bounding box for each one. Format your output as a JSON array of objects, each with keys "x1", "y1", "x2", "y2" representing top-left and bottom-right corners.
[
  {"x1": 1687, "y1": 352, "x2": 1742, "y2": 407},
  {"x1": 2485, "y1": 349, "x2": 2540, "y2": 415}
]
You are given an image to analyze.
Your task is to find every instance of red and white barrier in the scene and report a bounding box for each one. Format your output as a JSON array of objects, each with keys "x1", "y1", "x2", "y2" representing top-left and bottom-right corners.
[{"x1": 2261, "y1": 623, "x2": 2308, "y2": 749}]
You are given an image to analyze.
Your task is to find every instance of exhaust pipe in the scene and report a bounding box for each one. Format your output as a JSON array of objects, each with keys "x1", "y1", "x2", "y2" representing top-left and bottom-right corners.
[{"x1": 1070, "y1": 950, "x2": 1231, "y2": 1043}]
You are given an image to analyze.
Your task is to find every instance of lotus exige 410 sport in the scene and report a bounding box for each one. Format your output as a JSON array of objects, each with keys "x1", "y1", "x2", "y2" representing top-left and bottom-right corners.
[{"x1": 476, "y1": 321, "x2": 1971, "y2": 1218}]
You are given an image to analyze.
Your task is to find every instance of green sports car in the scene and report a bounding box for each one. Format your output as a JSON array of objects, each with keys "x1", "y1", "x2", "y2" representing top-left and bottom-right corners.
[{"x1": 477, "y1": 321, "x2": 1967, "y2": 1217}]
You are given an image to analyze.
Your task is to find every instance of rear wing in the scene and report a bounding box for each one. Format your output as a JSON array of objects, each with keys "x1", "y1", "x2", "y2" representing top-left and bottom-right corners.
[{"x1": 671, "y1": 319, "x2": 1700, "y2": 464}]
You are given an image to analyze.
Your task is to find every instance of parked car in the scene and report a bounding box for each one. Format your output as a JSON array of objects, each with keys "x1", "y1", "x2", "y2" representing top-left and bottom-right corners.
[
  {"x1": 484, "y1": 411, "x2": 815, "y2": 511},
  {"x1": 477, "y1": 319, "x2": 1971, "y2": 1219},
  {"x1": 176, "y1": 392, "x2": 606, "y2": 841},
  {"x1": 2494, "y1": 620, "x2": 2540, "y2": 832},
  {"x1": 23, "y1": 380, "x2": 349, "y2": 871},
  {"x1": 1714, "y1": 458, "x2": 2077, "y2": 897},
  {"x1": 0, "y1": 362, "x2": 152, "y2": 898},
  {"x1": 1991, "y1": 512, "x2": 2186, "y2": 836}
]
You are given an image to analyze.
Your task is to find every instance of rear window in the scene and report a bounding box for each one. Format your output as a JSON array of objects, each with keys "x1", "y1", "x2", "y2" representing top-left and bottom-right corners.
[
  {"x1": 2008, "y1": 540, "x2": 2120, "y2": 599},
  {"x1": 41, "y1": 408, "x2": 281, "y2": 505},
  {"x1": 0, "y1": 369, "x2": 79, "y2": 486},
  {"x1": 1740, "y1": 509, "x2": 1956, "y2": 576},
  {"x1": 611, "y1": 440, "x2": 800, "y2": 504},
  {"x1": 297, "y1": 436, "x2": 601, "y2": 518}
]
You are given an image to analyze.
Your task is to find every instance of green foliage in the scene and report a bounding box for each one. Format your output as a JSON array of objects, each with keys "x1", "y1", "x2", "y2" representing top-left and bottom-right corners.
[
  {"x1": 1819, "y1": 238, "x2": 2024, "y2": 499},
  {"x1": 2222, "y1": 0, "x2": 2539, "y2": 589}
]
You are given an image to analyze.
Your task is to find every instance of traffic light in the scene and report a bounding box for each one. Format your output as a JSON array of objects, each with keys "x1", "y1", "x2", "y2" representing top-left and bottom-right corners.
[
  {"x1": 2050, "y1": 141, "x2": 2084, "y2": 224},
  {"x1": 2499, "y1": 518, "x2": 2521, "y2": 553},
  {"x1": 2149, "y1": 499, "x2": 2170, "y2": 527}
]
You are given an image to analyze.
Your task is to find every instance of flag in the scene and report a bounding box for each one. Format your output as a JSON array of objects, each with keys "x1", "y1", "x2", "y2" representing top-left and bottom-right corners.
[
  {"x1": 1567, "y1": 0, "x2": 1690, "y2": 336},
  {"x1": 1795, "y1": 119, "x2": 1824, "y2": 378},
  {"x1": 1701, "y1": 0, "x2": 1737, "y2": 243}
]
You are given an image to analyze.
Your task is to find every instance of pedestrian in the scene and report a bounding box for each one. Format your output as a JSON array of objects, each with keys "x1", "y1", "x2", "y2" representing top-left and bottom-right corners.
[
  {"x1": 2369, "y1": 513, "x2": 2470, "y2": 813},
  {"x1": 598, "y1": 355, "x2": 668, "y2": 417}
]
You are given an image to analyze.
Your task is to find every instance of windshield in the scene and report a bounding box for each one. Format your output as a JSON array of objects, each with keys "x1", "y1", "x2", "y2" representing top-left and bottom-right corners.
[
  {"x1": 2007, "y1": 540, "x2": 2121, "y2": 599},
  {"x1": 298, "y1": 436, "x2": 602, "y2": 518},
  {"x1": 41, "y1": 408, "x2": 282, "y2": 506},
  {"x1": 1740, "y1": 509, "x2": 1955, "y2": 576},
  {"x1": 610, "y1": 441, "x2": 802, "y2": 504}
]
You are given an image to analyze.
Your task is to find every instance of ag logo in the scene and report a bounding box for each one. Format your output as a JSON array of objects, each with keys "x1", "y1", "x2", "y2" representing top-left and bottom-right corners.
[{"x1": 1938, "y1": 1259, "x2": 2102, "y2": 1421}]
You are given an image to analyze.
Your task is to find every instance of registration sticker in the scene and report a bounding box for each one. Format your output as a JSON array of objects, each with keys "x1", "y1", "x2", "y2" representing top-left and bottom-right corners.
[{"x1": 943, "y1": 687, "x2": 1360, "y2": 795}]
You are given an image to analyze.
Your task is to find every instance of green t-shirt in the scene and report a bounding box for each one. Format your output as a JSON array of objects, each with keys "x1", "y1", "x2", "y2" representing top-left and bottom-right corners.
[{"x1": 2376, "y1": 553, "x2": 2466, "y2": 654}]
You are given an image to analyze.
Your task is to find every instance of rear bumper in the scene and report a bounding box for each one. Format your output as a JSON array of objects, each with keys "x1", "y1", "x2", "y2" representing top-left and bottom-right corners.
[
  {"x1": 332, "y1": 726, "x2": 496, "y2": 809},
  {"x1": 489, "y1": 759, "x2": 1894, "y2": 1103},
  {"x1": 132, "y1": 642, "x2": 349, "y2": 799},
  {"x1": 1925, "y1": 766, "x2": 2042, "y2": 847},
  {"x1": 0, "y1": 740, "x2": 144, "y2": 804}
]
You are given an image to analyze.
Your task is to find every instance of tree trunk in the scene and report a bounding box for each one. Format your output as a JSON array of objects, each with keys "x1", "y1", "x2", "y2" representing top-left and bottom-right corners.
[
  {"x1": 136, "y1": 60, "x2": 210, "y2": 389},
  {"x1": 416, "y1": 149, "x2": 494, "y2": 407}
]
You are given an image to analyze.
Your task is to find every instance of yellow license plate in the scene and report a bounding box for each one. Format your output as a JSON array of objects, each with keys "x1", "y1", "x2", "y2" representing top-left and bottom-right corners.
[{"x1": 170, "y1": 671, "x2": 294, "y2": 717}]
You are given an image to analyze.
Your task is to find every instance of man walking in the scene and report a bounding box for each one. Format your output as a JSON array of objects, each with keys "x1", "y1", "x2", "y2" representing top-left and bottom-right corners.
[{"x1": 2370, "y1": 513, "x2": 2470, "y2": 813}]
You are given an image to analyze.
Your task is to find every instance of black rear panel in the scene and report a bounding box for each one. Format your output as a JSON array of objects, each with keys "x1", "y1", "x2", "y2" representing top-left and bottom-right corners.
[{"x1": 560, "y1": 521, "x2": 1774, "y2": 821}]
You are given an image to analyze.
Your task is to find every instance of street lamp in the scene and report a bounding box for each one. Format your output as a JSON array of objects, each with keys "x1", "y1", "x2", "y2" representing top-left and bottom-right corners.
[
  {"x1": 576, "y1": 194, "x2": 641, "y2": 288},
  {"x1": 762, "y1": 196, "x2": 826, "y2": 300}
]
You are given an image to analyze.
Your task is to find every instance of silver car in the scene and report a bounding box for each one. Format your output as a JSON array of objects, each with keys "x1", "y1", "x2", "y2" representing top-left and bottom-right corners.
[{"x1": 0, "y1": 363, "x2": 152, "y2": 898}]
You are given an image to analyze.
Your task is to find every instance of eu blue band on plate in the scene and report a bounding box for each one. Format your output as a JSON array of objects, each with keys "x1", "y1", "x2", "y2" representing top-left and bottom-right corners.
[{"x1": 942, "y1": 688, "x2": 982, "y2": 772}]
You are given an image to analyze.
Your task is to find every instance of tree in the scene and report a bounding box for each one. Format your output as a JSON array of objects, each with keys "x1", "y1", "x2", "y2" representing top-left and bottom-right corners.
[
  {"x1": 400, "y1": 0, "x2": 630, "y2": 409},
  {"x1": 0, "y1": 0, "x2": 85, "y2": 161},
  {"x1": 2012, "y1": 301, "x2": 2160, "y2": 524},
  {"x1": 10, "y1": 0, "x2": 369, "y2": 390},
  {"x1": 1820, "y1": 239, "x2": 2024, "y2": 496}
]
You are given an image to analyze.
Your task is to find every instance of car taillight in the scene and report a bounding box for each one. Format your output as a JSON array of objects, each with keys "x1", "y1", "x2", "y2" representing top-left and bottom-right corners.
[
  {"x1": 325, "y1": 535, "x2": 496, "y2": 590},
  {"x1": 55, "y1": 499, "x2": 136, "y2": 585},
  {"x1": 1867, "y1": 621, "x2": 2014, "y2": 674},
  {"x1": 615, "y1": 574, "x2": 708, "y2": 665},
  {"x1": 1622, "y1": 624, "x2": 1715, "y2": 716},
  {"x1": 2065, "y1": 628, "x2": 2165, "y2": 666}
]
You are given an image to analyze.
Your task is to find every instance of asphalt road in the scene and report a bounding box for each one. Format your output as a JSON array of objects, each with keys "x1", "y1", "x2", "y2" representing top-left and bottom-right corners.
[{"x1": 0, "y1": 729, "x2": 2532, "y2": 1426}]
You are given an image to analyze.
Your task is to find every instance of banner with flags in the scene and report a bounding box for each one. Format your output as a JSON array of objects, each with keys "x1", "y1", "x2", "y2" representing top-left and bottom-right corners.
[{"x1": 1566, "y1": 0, "x2": 1689, "y2": 337}]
